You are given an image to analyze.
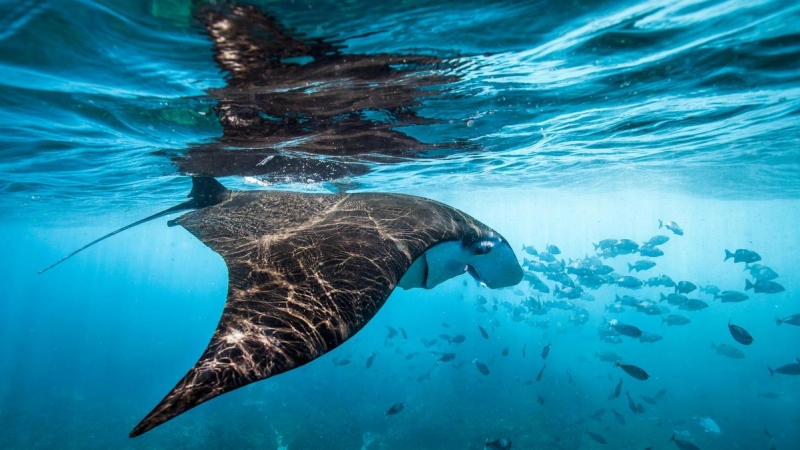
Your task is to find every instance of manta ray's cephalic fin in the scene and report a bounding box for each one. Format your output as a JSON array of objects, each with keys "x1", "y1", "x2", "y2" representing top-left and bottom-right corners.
[{"x1": 129, "y1": 184, "x2": 523, "y2": 436}]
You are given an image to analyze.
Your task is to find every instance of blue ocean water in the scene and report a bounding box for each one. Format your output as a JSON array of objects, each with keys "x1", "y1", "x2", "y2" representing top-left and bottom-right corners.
[{"x1": 1, "y1": 0, "x2": 799, "y2": 449}]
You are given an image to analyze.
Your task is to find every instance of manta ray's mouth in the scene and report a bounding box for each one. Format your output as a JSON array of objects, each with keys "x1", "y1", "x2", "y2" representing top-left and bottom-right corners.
[{"x1": 398, "y1": 236, "x2": 523, "y2": 290}]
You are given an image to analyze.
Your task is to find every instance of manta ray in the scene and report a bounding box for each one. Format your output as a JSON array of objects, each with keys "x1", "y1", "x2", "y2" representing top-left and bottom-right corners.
[{"x1": 41, "y1": 177, "x2": 523, "y2": 436}]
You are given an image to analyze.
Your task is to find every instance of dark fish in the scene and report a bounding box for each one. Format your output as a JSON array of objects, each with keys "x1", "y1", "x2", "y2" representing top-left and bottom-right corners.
[
  {"x1": 659, "y1": 274, "x2": 676, "y2": 287},
  {"x1": 538, "y1": 251, "x2": 557, "y2": 263},
  {"x1": 595, "y1": 351, "x2": 622, "y2": 363},
  {"x1": 613, "y1": 377, "x2": 623, "y2": 399},
  {"x1": 675, "y1": 281, "x2": 697, "y2": 295},
  {"x1": 587, "y1": 431, "x2": 608, "y2": 445},
  {"x1": 385, "y1": 402, "x2": 405, "y2": 416},
  {"x1": 654, "y1": 388, "x2": 667, "y2": 399},
  {"x1": 333, "y1": 357, "x2": 351, "y2": 366},
  {"x1": 399, "y1": 327, "x2": 408, "y2": 339},
  {"x1": 522, "y1": 343, "x2": 527, "y2": 358},
  {"x1": 746, "y1": 279, "x2": 785, "y2": 294},
  {"x1": 502, "y1": 347, "x2": 510, "y2": 357},
  {"x1": 386, "y1": 326, "x2": 398, "y2": 339},
  {"x1": 594, "y1": 239, "x2": 618, "y2": 251},
  {"x1": 639, "y1": 394, "x2": 657, "y2": 405},
  {"x1": 612, "y1": 409, "x2": 626, "y2": 425},
  {"x1": 679, "y1": 299, "x2": 708, "y2": 311},
  {"x1": 639, "y1": 246, "x2": 664, "y2": 257},
  {"x1": 536, "y1": 364, "x2": 546, "y2": 382},
  {"x1": 442, "y1": 322, "x2": 452, "y2": 328},
  {"x1": 669, "y1": 434, "x2": 700, "y2": 450},
  {"x1": 615, "y1": 361, "x2": 649, "y2": 380},
  {"x1": 477, "y1": 324, "x2": 490, "y2": 339},
  {"x1": 775, "y1": 314, "x2": 800, "y2": 326},
  {"x1": 662, "y1": 314, "x2": 691, "y2": 326},
  {"x1": 645, "y1": 235, "x2": 670, "y2": 246},
  {"x1": 659, "y1": 220, "x2": 683, "y2": 236},
  {"x1": 745, "y1": 263, "x2": 779, "y2": 281},
  {"x1": 711, "y1": 342, "x2": 745, "y2": 359},
  {"x1": 365, "y1": 352, "x2": 377, "y2": 369},
  {"x1": 636, "y1": 403, "x2": 646, "y2": 414},
  {"x1": 439, "y1": 353, "x2": 456, "y2": 362},
  {"x1": 699, "y1": 285, "x2": 720, "y2": 296},
  {"x1": 475, "y1": 295, "x2": 488, "y2": 305},
  {"x1": 616, "y1": 276, "x2": 644, "y2": 289},
  {"x1": 715, "y1": 291, "x2": 749, "y2": 303},
  {"x1": 625, "y1": 391, "x2": 638, "y2": 413},
  {"x1": 567, "y1": 371, "x2": 574, "y2": 385},
  {"x1": 639, "y1": 331, "x2": 663, "y2": 343},
  {"x1": 416, "y1": 372, "x2": 430, "y2": 382},
  {"x1": 614, "y1": 239, "x2": 640, "y2": 255},
  {"x1": 590, "y1": 408, "x2": 605, "y2": 421},
  {"x1": 546, "y1": 244, "x2": 561, "y2": 255},
  {"x1": 725, "y1": 248, "x2": 760, "y2": 263},
  {"x1": 474, "y1": 360, "x2": 491, "y2": 376},
  {"x1": 537, "y1": 395, "x2": 546, "y2": 405},
  {"x1": 758, "y1": 392, "x2": 779, "y2": 399},
  {"x1": 424, "y1": 338, "x2": 439, "y2": 347},
  {"x1": 541, "y1": 343, "x2": 552, "y2": 359},
  {"x1": 451, "y1": 334, "x2": 467, "y2": 344},
  {"x1": 524, "y1": 271, "x2": 551, "y2": 293},
  {"x1": 660, "y1": 292, "x2": 688, "y2": 305},
  {"x1": 439, "y1": 333, "x2": 452, "y2": 342},
  {"x1": 485, "y1": 438, "x2": 512, "y2": 450},
  {"x1": 628, "y1": 260, "x2": 657, "y2": 272},
  {"x1": 611, "y1": 321, "x2": 643, "y2": 338},
  {"x1": 768, "y1": 359, "x2": 800, "y2": 377}
]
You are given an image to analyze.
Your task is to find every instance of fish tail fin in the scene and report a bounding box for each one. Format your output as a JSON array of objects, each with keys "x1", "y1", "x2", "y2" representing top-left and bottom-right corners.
[
  {"x1": 775, "y1": 317, "x2": 782, "y2": 326},
  {"x1": 669, "y1": 434, "x2": 676, "y2": 442},
  {"x1": 658, "y1": 219, "x2": 663, "y2": 229},
  {"x1": 593, "y1": 243, "x2": 599, "y2": 250},
  {"x1": 724, "y1": 249, "x2": 733, "y2": 261},
  {"x1": 745, "y1": 279, "x2": 754, "y2": 291},
  {"x1": 768, "y1": 367, "x2": 774, "y2": 377},
  {"x1": 744, "y1": 263, "x2": 750, "y2": 272},
  {"x1": 659, "y1": 292, "x2": 666, "y2": 302},
  {"x1": 627, "y1": 263, "x2": 634, "y2": 272}
]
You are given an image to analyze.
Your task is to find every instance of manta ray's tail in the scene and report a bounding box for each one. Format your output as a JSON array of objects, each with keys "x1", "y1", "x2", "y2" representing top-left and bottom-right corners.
[{"x1": 38, "y1": 177, "x2": 230, "y2": 274}]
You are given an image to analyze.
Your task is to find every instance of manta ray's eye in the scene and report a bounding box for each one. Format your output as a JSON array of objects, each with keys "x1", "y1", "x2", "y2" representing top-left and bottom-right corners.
[
  {"x1": 463, "y1": 232, "x2": 500, "y2": 255},
  {"x1": 470, "y1": 240, "x2": 494, "y2": 255}
]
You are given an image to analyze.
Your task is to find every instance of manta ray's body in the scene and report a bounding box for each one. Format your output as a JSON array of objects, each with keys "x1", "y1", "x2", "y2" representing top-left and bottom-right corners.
[{"x1": 42, "y1": 178, "x2": 523, "y2": 436}]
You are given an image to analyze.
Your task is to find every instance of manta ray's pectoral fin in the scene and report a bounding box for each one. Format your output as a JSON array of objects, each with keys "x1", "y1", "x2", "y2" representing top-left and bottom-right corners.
[{"x1": 130, "y1": 189, "x2": 522, "y2": 437}]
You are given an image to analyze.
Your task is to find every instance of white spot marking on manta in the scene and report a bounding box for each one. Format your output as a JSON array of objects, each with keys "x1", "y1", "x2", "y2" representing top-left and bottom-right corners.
[{"x1": 223, "y1": 329, "x2": 246, "y2": 345}]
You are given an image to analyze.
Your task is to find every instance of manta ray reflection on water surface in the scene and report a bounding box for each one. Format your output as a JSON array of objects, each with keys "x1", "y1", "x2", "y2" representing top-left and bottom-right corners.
[
  {"x1": 38, "y1": 3, "x2": 523, "y2": 437},
  {"x1": 175, "y1": 3, "x2": 475, "y2": 183}
]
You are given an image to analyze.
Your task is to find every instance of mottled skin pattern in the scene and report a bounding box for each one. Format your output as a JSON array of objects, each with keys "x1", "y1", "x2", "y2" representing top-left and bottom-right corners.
[{"x1": 130, "y1": 190, "x2": 514, "y2": 436}]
